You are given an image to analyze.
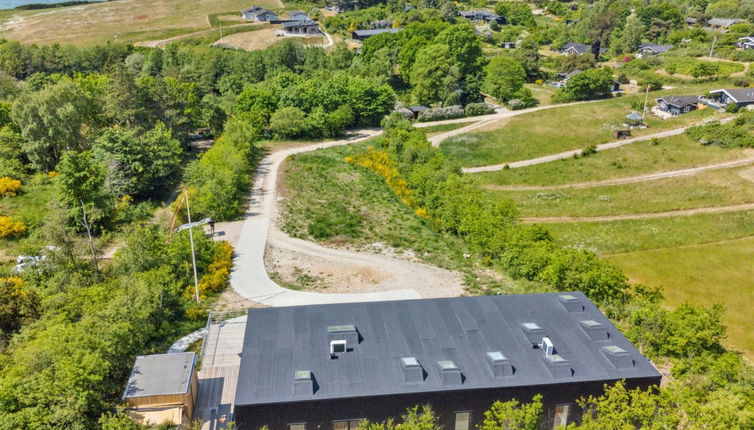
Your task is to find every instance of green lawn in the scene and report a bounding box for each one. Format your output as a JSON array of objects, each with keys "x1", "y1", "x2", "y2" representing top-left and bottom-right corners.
[
  {"x1": 474, "y1": 134, "x2": 750, "y2": 187},
  {"x1": 0, "y1": 174, "x2": 56, "y2": 256},
  {"x1": 440, "y1": 85, "x2": 730, "y2": 168},
  {"x1": 490, "y1": 167, "x2": 754, "y2": 217},
  {"x1": 608, "y1": 236, "x2": 754, "y2": 361},
  {"x1": 544, "y1": 209, "x2": 754, "y2": 254}
]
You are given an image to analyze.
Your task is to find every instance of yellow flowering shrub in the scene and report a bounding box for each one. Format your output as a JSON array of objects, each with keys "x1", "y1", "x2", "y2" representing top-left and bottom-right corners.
[
  {"x1": 183, "y1": 240, "x2": 234, "y2": 299},
  {"x1": 0, "y1": 177, "x2": 21, "y2": 197},
  {"x1": 0, "y1": 216, "x2": 26, "y2": 238},
  {"x1": 346, "y1": 149, "x2": 430, "y2": 220}
]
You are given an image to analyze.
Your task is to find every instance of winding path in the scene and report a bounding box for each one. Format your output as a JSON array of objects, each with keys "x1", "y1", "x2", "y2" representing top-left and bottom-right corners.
[
  {"x1": 520, "y1": 202, "x2": 754, "y2": 223},
  {"x1": 462, "y1": 117, "x2": 735, "y2": 174},
  {"x1": 485, "y1": 157, "x2": 754, "y2": 191}
]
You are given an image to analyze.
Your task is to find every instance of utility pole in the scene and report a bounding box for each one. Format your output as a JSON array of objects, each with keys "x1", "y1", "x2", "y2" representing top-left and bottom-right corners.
[
  {"x1": 642, "y1": 84, "x2": 650, "y2": 120},
  {"x1": 709, "y1": 34, "x2": 717, "y2": 59},
  {"x1": 184, "y1": 188, "x2": 201, "y2": 304},
  {"x1": 219, "y1": 22, "x2": 223, "y2": 44}
]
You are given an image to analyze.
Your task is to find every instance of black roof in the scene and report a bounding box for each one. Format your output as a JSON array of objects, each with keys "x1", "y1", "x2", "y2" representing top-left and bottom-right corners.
[
  {"x1": 657, "y1": 95, "x2": 701, "y2": 107},
  {"x1": 282, "y1": 19, "x2": 319, "y2": 28},
  {"x1": 711, "y1": 88, "x2": 754, "y2": 103},
  {"x1": 235, "y1": 293, "x2": 660, "y2": 406},
  {"x1": 638, "y1": 43, "x2": 673, "y2": 54},
  {"x1": 352, "y1": 28, "x2": 402, "y2": 37}
]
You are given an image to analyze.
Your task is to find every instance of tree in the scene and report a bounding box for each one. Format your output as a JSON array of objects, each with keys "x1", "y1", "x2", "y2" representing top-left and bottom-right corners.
[
  {"x1": 269, "y1": 106, "x2": 309, "y2": 138},
  {"x1": 572, "y1": 381, "x2": 675, "y2": 429},
  {"x1": 483, "y1": 55, "x2": 526, "y2": 102},
  {"x1": 410, "y1": 44, "x2": 459, "y2": 105},
  {"x1": 12, "y1": 80, "x2": 92, "y2": 170},
  {"x1": 691, "y1": 61, "x2": 720, "y2": 79},
  {"x1": 495, "y1": 2, "x2": 536, "y2": 26},
  {"x1": 555, "y1": 68, "x2": 614, "y2": 101},
  {"x1": 512, "y1": 37, "x2": 541, "y2": 81},
  {"x1": 0, "y1": 277, "x2": 39, "y2": 342},
  {"x1": 435, "y1": 23, "x2": 483, "y2": 78},
  {"x1": 359, "y1": 405, "x2": 441, "y2": 430},
  {"x1": 93, "y1": 122, "x2": 182, "y2": 198},
  {"x1": 479, "y1": 395, "x2": 543, "y2": 430},
  {"x1": 346, "y1": 76, "x2": 396, "y2": 125},
  {"x1": 617, "y1": 14, "x2": 645, "y2": 54}
]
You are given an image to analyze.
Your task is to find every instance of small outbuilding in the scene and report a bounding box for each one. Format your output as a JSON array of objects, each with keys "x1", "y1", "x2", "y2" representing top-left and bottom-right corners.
[
  {"x1": 408, "y1": 105, "x2": 429, "y2": 119},
  {"x1": 351, "y1": 27, "x2": 402, "y2": 41},
  {"x1": 737, "y1": 36, "x2": 754, "y2": 49},
  {"x1": 637, "y1": 43, "x2": 673, "y2": 56},
  {"x1": 624, "y1": 112, "x2": 644, "y2": 128},
  {"x1": 123, "y1": 352, "x2": 198, "y2": 426},
  {"x1": 559, "y1": 42, "x2": 607, "y2": 56},
  {"x1": 242, "y1": 5, "x2": 278, "y2": 21}
]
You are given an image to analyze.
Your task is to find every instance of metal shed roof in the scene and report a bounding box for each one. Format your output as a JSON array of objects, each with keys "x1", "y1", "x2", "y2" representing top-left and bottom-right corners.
[
  {"x1": 235, "y1": 293, "x2": 660, "y2": 406},
  {"x1": 123, "y1": 352, "x2": 196, "y2": 399}
]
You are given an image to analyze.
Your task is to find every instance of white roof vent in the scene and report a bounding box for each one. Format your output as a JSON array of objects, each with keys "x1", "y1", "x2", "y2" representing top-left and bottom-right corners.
[
  {"x1": 541, "y1": 336, "x2": 555, "y2": 357},
  {"x1": 400, "y1": 357, "x2": 425, "y2": 383},
  {"x1": 437, "y1": 360, "x2": 463, "y2": 385},
  {"x1": 485, "y1": 351, "x2": 513, "y2": 378},
  {"x1": 558, "y1": 294, "x2": 585, "y2": 313},
  {"x1": 579, "y1": 320, "x2": 609, "y2": 341},
  {"x1": 330, "y1": 339, "x2": 347, "y2": 357}
]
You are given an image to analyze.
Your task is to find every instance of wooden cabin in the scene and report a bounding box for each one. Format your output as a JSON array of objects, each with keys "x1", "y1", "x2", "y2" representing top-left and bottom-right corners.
[{"x1": 123, "y1": 352, "x2": 198, "y2": 426}]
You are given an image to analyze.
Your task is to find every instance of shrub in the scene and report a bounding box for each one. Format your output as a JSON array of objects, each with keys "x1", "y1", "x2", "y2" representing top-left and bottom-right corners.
[
  {"x1": 726, "y1": 102, "x2": 740, "y2": 113},
  {"x1": 0, "y1": 177, "x2": 21, "y2": 197},
  {"x1": 0, "y1": 216, "x2": 26, "y2": 238},
  {"x1": 416, "y1": 105, "x2": 465, "y2": 122},
  {"x1": 507, "y1": 88, "x2": 537, "y2": 110},
  {"x1": 582, "y1": 144, "x2": 598, "y2": 156},
  {"x1": 464, "y1": 102, "x2": 495, "y2": 117}
]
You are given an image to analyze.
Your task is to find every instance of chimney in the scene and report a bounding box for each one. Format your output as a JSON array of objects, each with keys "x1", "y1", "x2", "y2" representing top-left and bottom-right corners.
[
  {"x1": 485, "y1": 351, "x2": 513, "y2": 378},
  {"x1": 437, "y1": 360, "x2": 463, "y2": 386},
  {"x1": 400, "y1": 357, "x2": 424, "y2": 383}
]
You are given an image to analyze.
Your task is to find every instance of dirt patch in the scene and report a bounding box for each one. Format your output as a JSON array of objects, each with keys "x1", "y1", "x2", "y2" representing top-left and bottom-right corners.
[
  {"x1": 211, "y1": 287, "x2": 267, "y2": 312},
  {"x1": 738, "y1": 166, "x2": 754, "y2": 184},
  {"x1": 206, "y1": 220, "x2": 244, "y2": 247},
  {"x1": 473, "y1": 117, "x2": 512, "y2": 133},
  {"x1": 214, "y1": 28, "x2": 325, "y2": 51}
]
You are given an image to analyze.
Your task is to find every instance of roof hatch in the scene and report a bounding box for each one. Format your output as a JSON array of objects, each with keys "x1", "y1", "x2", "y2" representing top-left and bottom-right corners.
[
  {"x1": 522, "y1": 322, "x2": 546, "y2": 345},
  {"x1": 293, "y1": 370, "x2": 316, "y2": 395},
  {"x1": 485, "y1": 351, "x2": 513, "y2": 378},
  {"x1": 327, "y1": 324, "x2": 360, "y2": 345},
  {"x1": 601, "y1": 346, "x2": 634, "y2": 369},
  {"x1": 400, "y1": 357, "x2": 425, "y2": 383},
  {"x1": 437, "y1": 360, "x2": 463, "y2": 385},
  {"x1": 557, "y1": 294, "x2": 585, "y2": 313},
  {"x1": 579, "y1": 320, "x2": 609, "y2": 341},
  {"x1": 542, "y1": 354, "x2": 573, "y2": 378}
]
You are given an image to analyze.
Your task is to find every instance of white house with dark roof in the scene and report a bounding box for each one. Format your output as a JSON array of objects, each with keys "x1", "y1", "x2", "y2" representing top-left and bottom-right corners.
[
  {"x1": 706, "y1": 17, "x2": 744, "y2": 32},
  {"x1": 559, "y1": 42, "x2": 607, "y2": 56},
  {"x1": 637, "y1": 43, "x2": 673, "y2": 57},
  {"x1": 242, "y1": 5, "x2": 278, "y2": 21},
  {"x1": 280, "y1": 19, "x2": 321, "y2": 35},
  {"x1": 737, "y1": 36, "x2": 754, "y2": 49},
  {"x1": 655, "y1": 95, "x2": 701, "y2": 115}
]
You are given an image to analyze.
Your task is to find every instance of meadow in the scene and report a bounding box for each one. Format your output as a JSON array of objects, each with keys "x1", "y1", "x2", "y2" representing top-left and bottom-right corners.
[
  {"x1": 440, "y1": 83, "x2": 732, "y2": 168},
  {"x1": 0, "y1": 0, "x2": 281, "y2": 45},
  {"x1": 608, "y1": 237, "x2": 754, "y2": 361}
]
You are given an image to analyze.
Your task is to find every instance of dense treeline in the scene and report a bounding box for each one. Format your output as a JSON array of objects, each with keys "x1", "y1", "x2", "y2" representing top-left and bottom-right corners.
[{"x1": 351, "y1": 114, "x2": 754, "y2": 425}]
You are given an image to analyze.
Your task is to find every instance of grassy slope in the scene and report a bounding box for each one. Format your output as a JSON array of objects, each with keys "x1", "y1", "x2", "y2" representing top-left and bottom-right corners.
[
  {"x1": 491, "y1": 168, "x2": 754, "y2": 217},
  {"x1": 440, "y1": 84, "x2": 731, "y2": 167},
  {"x1": 0, "y1": 0, "x2": 281, "y2": 45},
  {"x1": 608, "y1": 237, "x2": 754, "y2": 361},
  {"x1": 0, "y1": 176, "x2": 55, "y2": 257},
  {"x1": 475, "y1": 133, "x2": 750, "y2": 186}
]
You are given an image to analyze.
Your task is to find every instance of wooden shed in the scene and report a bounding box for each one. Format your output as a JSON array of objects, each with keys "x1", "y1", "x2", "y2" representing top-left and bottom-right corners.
[{"x1": 123, "y1": 352, "x2": 198, "y2": 426}]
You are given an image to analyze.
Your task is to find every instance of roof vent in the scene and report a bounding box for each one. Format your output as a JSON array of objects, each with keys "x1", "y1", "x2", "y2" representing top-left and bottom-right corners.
[
  {"x1": 293, "y1": 370, "x2": 317, "y2": 395},
  {"x1": 521, "y1": 322, "x2": 546, "y2": 345},
  {"x1": 400, "y1": 357, "x2": 425, "y2": 383},
  {"x1": 437, "y1": 360, "x2": 463, "y2": 385},
  {"x1": 542, "y1": 354, "x2": 572, "y2": 378},
  {"x1": 330, "y1": 339, "x2": 347, "y2": 358},
  {"x1": 557, "y1": 295, "x2": 584, "y2": 313},
  {"x1": 485, "y1": 351, "x2": 513, "y2": 378},
  {"x1": 579, "y1": 320, "x2": 609, "y2": 341},
  {"x1": 327, "y1": 325, "x2": 360, "y2": 345},
  {"x1": 540, "y1": 336, "x2": 555, "y2": 357},
  {"x1": 601, "y1": 346, "x2": 634, "y2": 369}
]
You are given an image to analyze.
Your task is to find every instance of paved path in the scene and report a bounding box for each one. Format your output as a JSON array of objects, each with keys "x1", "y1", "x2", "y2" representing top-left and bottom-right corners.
[
  {"x1": 485, "y1": 157, "x2": 754, "y2": 191},
  {"x1": 521, "y1": 202, "x2": 754, "y2": 223},
  {"x1": 462, "y1": 117, "x2": 735, "y2": 174}
]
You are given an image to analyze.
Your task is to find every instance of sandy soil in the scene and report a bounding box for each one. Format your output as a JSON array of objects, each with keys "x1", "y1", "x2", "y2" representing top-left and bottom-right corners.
[
  {"x1": 205, "y1": 220, "x2": 244, "y2": 247},
  {"x1": 212, "y1": 287, "x2": 266, "y2": 312},
  {"x1": 214, "y1": 28, "x2": 324, "y2": 51}
]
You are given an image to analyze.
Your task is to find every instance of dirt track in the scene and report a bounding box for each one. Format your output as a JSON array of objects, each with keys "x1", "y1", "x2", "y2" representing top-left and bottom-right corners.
[{"x1": 521, "y1": 202, "x2": 754, "y2": 223}]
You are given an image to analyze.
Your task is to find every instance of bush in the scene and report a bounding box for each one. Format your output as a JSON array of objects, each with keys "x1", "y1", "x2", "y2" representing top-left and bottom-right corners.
[
  {"x1": 582, "y1": 144, "x2": 598, "y2": 156},
  {"x1": 507, "y1": 88, "x2": 537, "y2": 110},
  {"x1": 726, "y1": 102, "x2": 740, "y2": 113},
  {"x1": 0, "y1": 216, "x2": 26, "y2": 238},
  {"x1": 464, "y1": 102, "x2": 495, "y2": 117},
  {"x1": 0, "y1": 177, "x2": 21, "y2": 197},
  {"x1": 416, "y1": 105, "x2": 465, "y2": 122}
]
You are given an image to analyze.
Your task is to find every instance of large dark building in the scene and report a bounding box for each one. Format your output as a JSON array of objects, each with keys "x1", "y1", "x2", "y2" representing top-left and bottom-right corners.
[{"x1": 234, "y1": 293, "x2": 660, "y2": 430}]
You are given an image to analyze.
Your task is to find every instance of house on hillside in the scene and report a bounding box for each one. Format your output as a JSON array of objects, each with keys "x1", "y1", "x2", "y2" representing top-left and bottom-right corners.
[
  {"x1": 559, "y1": 42, "x2": 607, "y2": 56},
  {"x1": 352, "y1": 27, "x2": 402, "y2": 41},
  {"x1": 458, "y1": 10, "x2": 505, "y2": 24},
  {"x1": 331, "y1": 0, "x2": 356, "y2": 13},
  {"x1": 706, "y1": 17, "x2": 744, "y2": 32},
  {"x1": 281, "y1": 19, "x2": 322, "y2": 35},
  {"x1": 685, "y1": 17, "x2": 698, "y2": 26},
  {"x1": 708, "y1": 88, "x2": 754, "y2": 109},
  {"x1": 287, "y1": 10, "x2": 309, "y2": 21},
  {"x1": 242, "y1": 5, "x2": 278, "y2": 21},
  {"x1": 655, "y1": 95, "x2": 701, "y2": 115},
  {"x1": 637, "y1": 43, "x2": 673, "y2": 57},
  {"x1": 551, "y1": 69, "x2": 582, "y2": 88},
  {"x1": 737, "y1": 36, "x2": 754, "y2": 49},
  {"x1": 233, "y1": 293, "x2": 661, "y2": 430},
  {"x1": 123, "y1": 352, "x2": 198, "y2": 426}
]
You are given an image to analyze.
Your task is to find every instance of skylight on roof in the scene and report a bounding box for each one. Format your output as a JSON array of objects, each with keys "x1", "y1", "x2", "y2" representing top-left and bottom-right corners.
[
  {"x1": 522, "y1": 322, "x2": 541, "y2": 330},
  {"x1": 327, "y1": 325, "x2": 356, "y2": 333},
  {"x1": 437, "y1": 360, "x2": 458, "y2": 371},
  {"x1": 294, "y1": 370, "x2": 312, "y2": 381},
  {"x1": 401, "y1": 357, "x2": 419, "y2": 367},
  {"x1": 581, "y1": 320, "x2": 601, "y2": 327},
  {"x1": 546, "y1": 354, "x2": 567, "y2": 363},
  {"x1": 603, "y1": 345, "x2": 627, "y2": 354},
  {"x1": 486, "y1": 351, "x2": 506, "y2": 362},
  {"x1": 559, "y1": 294, "x2": 578, "y2": 301}
]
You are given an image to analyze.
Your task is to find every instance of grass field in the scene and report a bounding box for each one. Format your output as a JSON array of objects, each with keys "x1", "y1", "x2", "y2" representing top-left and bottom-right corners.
[
  {"x1": 490, "y1": 167, "x2": 754, "y2": 217},
  {"x1": 475, "y1": 134, "x2": 752, "y2": 186},
  {"x1": 0, "y1": 0, "x2": 282, "y2": 45},
  {"x1": 440, "y1": 84, "x2": 731, "y2": 168},
  {"x1": 608, "y1": 237, "x2": 754, "y2": 361}
]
